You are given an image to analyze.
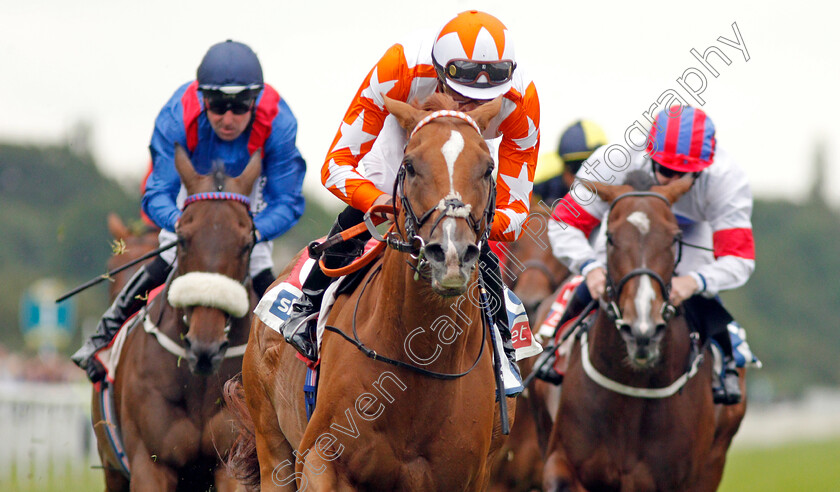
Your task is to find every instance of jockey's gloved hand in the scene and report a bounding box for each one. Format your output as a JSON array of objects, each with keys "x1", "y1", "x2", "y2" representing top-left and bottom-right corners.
[
  {"x1": 669, "y1": 275, "x2": 699, "y2": 306},
  {"x1": 584, "y1": 266, "x2": 607, "y2": 299}
]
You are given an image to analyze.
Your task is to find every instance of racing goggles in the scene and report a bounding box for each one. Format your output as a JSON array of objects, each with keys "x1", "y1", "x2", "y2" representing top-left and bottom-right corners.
[
  {"x1": 653, "y1": 160, "x2": 688, "y2": 179},
  {"x1": 204, "y1": 93, "x2": 256, "y2": 115},
  {"x1": 440, "y1": 59, "x2": 516, "y2": 87}
]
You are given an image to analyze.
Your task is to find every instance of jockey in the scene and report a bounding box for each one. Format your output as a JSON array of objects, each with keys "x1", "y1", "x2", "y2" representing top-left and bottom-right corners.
[
  {"x1": 544, "y1": 106, "x2": 754, "y2": 405},
  {"x1": 533, "y1": 119, "x2": 607, "y2": 205},
  {"x1": 71, "y1": 40, "x2": 306, "y2": 382},
  {"x1": 283, "y1": 10, "x2": 540, "y2": 369}
]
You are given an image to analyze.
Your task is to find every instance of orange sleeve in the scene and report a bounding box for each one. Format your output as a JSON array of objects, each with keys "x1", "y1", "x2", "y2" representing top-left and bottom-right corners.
[
  {"x1": 321, "y1": 44, "x2": 413, "y2": 212},
  {"x1": 490, "y1": 81, "x2": 541, "y2": 242}
]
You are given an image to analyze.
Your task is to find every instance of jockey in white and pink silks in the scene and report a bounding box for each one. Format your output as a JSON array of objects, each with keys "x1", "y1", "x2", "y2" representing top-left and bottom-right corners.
[{"x1": 544, "y1": 106, "x2": 754, "y2": 405}]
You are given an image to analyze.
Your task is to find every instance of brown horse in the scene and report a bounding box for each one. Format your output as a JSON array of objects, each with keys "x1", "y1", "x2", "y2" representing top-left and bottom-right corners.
[
  {"x1": 542, "y1": 177, "x2": 747, "y2": 492},
  {"x1": 490, "y1": 200, "x2": 570, "y2": 492},
  {"x1": 91, "y1": 146, "x2": 260, "y2": 491},
  {"x1": 105, "y1": 213, "x2": 160, "y2": 300},
  {"x1": 231, "y1": 93, "x2": 515, "y2": 491}
]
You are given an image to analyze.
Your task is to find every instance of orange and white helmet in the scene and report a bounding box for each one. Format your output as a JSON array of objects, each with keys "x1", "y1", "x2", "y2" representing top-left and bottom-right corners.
[{"x1": 432, "y1": 10, "x2": 516, "y2": 100}]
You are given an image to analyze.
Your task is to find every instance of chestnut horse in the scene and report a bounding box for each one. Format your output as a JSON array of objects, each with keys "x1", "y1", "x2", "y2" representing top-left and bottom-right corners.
[
  {"x1": 105, "y1": 213, "x2": 160, "y2": 300},
  {"x1": 91, "y1": 146, "x2": 260, "y2": 491},
  {"x1": 490, "y1": 200, "x2": 570, "y2": 492},
  {"x1": 542, "y1": 176, "x2": 747, "y2": 491},
  {"x1": 232, "y1": 94, "x2": 514, "y2": 491}
]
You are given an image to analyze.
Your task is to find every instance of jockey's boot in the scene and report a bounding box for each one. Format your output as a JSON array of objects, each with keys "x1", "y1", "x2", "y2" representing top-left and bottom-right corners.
[
  {"x1": 534, "y1": 281, "x2": 593, "y2": 384},
  {"x1": 71, "y1": 256, "x2": 171, "y2": 383},
  {"x1": 713, "y1": 354, "x2": 742, "y2": 405},
  {"x1": 283, "y1": 213, "x2": 367, "y2": 361},
  {"x1": 252, "y1": 268, "x2": 275, "y2": 298},
  {"x1": 480, "y1": 246, "x2": 519, "y2": 387}
]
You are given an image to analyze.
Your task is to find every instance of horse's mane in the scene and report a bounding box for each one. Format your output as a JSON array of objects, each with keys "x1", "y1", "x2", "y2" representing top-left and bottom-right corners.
[
  {"x1": 625, "y1": 170, "x2": 655, "y2": 191},
  {"x1": 418, "y1": 93, "x2": 459, "y2": 112}
]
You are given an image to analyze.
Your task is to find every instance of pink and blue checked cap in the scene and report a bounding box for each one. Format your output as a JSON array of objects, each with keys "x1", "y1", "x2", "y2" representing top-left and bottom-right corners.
[{"x1": 647, "y1": 106, "x2": 716, "y2": 172}]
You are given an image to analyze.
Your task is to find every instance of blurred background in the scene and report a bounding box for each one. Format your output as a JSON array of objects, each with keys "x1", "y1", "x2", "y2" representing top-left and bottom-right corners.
[{"x1": 1, "y1": 0, "x2": 838, "y2": 490}]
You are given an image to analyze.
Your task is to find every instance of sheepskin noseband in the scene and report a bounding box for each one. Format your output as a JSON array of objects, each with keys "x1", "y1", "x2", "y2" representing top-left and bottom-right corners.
[{"x1": 168, "y1": 272, "x2": 250, "y2": 318}]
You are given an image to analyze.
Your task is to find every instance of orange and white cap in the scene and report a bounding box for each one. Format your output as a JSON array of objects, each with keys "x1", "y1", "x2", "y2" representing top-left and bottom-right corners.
[{"x1": 432, "y1": 10, "x2": 516, "y2": 100}]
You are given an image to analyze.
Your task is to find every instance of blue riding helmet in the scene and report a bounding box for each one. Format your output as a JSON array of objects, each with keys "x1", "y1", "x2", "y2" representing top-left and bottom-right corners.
[{"x1": 197, "y1": 40, "x2": 264, "y2": 95}]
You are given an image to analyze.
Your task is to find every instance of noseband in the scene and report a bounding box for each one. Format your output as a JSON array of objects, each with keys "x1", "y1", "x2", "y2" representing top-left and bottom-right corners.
[{"x1": 602, "y1": 192, "x2": 679, "y2": 327}]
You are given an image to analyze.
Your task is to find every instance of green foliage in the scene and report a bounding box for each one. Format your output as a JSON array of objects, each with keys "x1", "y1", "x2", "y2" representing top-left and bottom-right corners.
[
  {"x1": 720, "y1": 439, "x2": 840, "y2": 491},
  {"x1": 721, "y1": 199, "x2": 840, "y2": 398}
]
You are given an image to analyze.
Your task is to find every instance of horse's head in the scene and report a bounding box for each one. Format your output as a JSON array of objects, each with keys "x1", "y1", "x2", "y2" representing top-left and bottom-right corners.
[
  {"x1": 384, "y1": 94, "x2": 501, "y2": 296},
  {"x1": 166, "y1": 144, "x2": 261, "y2": 375},
  {"x1": 589, "y1": 172, "x2": 693, "y2": 367}
]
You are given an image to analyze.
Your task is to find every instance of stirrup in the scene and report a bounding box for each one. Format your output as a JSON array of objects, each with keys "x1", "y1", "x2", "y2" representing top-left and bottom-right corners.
[{"x1": 534, "y1": 350, "x2": 564, "y2": 385}]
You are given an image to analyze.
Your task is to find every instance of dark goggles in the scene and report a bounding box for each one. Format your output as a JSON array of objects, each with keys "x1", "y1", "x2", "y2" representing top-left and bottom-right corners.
[
  {"x1": 439, "y1": 59, "x2": 516, "y2": 87},
  {"x1": 653, "y1": 160, "x2": 688, "y2": 179},
  {"x1": 205, "y1": 97, "x2": 255, "y2": 115}
]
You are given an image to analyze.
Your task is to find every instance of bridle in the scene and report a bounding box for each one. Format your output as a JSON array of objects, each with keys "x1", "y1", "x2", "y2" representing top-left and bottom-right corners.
[
  {"x1": 385, "y1": 110, "x2": 496, "y2": 264},
  {"x1": 601, "y1": 192, "x2": 680, "y2": 328}
]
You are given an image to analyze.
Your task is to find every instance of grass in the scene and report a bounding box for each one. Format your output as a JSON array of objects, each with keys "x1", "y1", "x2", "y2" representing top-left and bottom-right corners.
[
  {"x1": 4, "y1": 439, "x2": 840, "y2": 491},
  {"x1": 720, "y1": 438, "x2": 840, "y2": 491},
  {"x1": 1, "y1": 463, "x2": 102, "y2": 492}
]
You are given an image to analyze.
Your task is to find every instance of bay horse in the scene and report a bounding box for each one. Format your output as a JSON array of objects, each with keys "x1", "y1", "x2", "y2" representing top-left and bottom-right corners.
[
  {"x1": 542, "y1": 175, "x2": 747, "y2": 492},
  {"x1": 231, "y1": 93, "x2": 514, "y2": 491},
  {"x1": 91, "y1": 145, "x2": 260, "y2": 491},
  {"x1": 490, "y1": 199, "x2": 570, "y2": 492},
  {"x1": 105, "y1": 213, "x2": 160, "y2": 301}
]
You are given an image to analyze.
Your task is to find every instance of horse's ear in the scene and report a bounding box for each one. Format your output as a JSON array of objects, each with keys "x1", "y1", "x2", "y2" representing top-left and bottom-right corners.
[
  {"x1": 384, "y1": 95, "x2": 425, "y2": 133},
  {"x1": 584, "y1": 178, "x2": 632, "y2": 204},
  {"x1": 107, "y1": 212, "x2": 130, "y2": 241},
  {"x1": 230, "y1": 149, "x2": 263, "y2": 195},
  {"x1": 652, "y1": 175, "x2": 694, "y2": 204},
  {"x1": 174, "y1": 143, "x2": 202, "y2": 191},
  {"x1": 467, "y1": 96, "x2": 503, "y2": 132}
]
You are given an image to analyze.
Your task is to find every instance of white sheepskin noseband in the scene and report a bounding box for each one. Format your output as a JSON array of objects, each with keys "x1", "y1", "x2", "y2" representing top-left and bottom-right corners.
[{"x1": 168, "y1": 272, "x2": 250, "y2": 318}]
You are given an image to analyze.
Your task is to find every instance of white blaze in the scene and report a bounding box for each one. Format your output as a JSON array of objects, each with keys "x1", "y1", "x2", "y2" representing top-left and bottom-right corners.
[
  {"x1": 635, "y1": 275, "x2": 656, "y2": 336},
  {"x1": 627, "y1": 211, "x2": 650, "y2": 235},
  {"x1": 441, "y1": 130, "x2": 464, "y2": 192}
]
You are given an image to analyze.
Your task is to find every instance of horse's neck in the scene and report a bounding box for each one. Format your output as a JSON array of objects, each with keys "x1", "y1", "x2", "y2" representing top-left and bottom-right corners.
[{"x1": 373, "y1": 251, "x2": 484, "y2": 370}]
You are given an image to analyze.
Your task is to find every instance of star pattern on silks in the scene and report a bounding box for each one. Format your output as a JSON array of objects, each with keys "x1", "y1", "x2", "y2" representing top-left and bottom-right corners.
[
  {"x1": 324, "y1": 158, "x2": 354, "y2": 196},
  {"x1": 360, "y1": 67, "x2": 397, "y2": 109},
  {"x1": 512, "y1": 116, "x2": 539, "y2": 151},
  {"x1": 499, "y1": 208, "x2": 528, "y2": 237},
  {"x1": 500, "y1": 163, "x2": 532, "y2": 208},
  {"x1": 333, "y1": 110, "x2": 377, "y2": 157}
]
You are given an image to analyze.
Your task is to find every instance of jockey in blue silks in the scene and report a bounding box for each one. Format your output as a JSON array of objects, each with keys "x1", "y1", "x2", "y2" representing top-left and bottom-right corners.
[{"x1": 72, "y1": 40, "x2": 306, "y2": 382}]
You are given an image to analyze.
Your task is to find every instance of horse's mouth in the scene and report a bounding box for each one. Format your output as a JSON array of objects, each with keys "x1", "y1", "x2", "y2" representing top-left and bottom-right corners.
[{"x1": 430, "y1": 277, "x2": 468, "y2": 297}]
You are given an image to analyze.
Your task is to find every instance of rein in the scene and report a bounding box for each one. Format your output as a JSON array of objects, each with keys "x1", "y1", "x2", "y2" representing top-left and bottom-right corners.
[{"x1": 323, "y1": 263, "x2": 487, "y2": 380}]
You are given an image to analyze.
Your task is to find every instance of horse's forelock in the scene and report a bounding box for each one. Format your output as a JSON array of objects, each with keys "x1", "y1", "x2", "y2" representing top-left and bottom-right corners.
[
  {"x1": 625, "y1": 170, "x2": 655, "y2": 191},
  {"x1": 211, "y1": 161, "x2": 227, "y2": 191}
]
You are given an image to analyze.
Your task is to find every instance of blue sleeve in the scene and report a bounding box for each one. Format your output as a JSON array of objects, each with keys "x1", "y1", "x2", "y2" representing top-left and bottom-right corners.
[
  {"x1": 142, "y1": 86, "x2": 190, "y2": 232},
  {"x1": 253, "y1": 98, "x2": 306, "y2": 241}
]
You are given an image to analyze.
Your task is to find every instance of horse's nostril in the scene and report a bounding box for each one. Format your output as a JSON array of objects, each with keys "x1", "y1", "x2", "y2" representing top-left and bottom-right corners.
[
  {"x1": 462, "y1": 244, "x2": 479, "y2": 266},
  {"x1": 219, "y1": 340, "x2": 230, "y2": 352},
  {"x1": 424, "y1": 244, "x2": 445, "y2": 263},
  {"x1": 182, "y1": 336, "x2": 192, "y2": 349}
]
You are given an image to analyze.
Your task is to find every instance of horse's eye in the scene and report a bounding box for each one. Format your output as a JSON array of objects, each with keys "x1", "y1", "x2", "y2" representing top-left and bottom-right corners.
[
  {"x1": 484, "y1": 164, "x2": 495, "y2": 179},
  {"x1": 404, "y1": 161, "x2": 416, "y2": 176}
]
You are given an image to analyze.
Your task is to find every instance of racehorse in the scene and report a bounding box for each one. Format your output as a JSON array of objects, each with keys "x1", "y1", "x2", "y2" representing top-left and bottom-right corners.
[
  {"x1": 229, "y1": 93, "x2": 515, "y2": 491},
  {"x1": 490, "y1": 199, "x2": 570, "y2": 492},
  {"x1": 91, "y1": 145, "x2": 260, "y2": 491},
  {"x1": 105, "y1": 212, "x2": 159, "y2": 300},
  {"x1": 542, "y1": 175, "x2": 747, "y2": 491}
]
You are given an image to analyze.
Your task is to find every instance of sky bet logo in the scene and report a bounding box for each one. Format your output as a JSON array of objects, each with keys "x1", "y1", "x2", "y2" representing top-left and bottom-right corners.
[{"x1": 268, "y1": 283, "x2": 303, "y2": 322}]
